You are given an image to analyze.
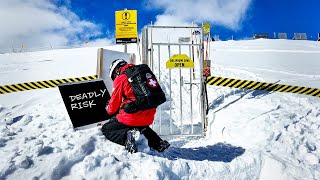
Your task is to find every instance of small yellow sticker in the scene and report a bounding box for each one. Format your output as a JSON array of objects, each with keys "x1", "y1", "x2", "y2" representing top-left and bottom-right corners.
[{"x1": 166, "y1": 54, "x2": 194, "y2": 69}]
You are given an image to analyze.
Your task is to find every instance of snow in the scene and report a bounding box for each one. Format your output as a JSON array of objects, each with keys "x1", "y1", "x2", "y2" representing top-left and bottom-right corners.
[{"x1": 1, "y1": 39, "x2": 320, "y2": 179}]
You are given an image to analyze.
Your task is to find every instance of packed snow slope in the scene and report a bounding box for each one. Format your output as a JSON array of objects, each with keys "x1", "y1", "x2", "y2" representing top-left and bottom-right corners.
[{"x1": 0, "y1": 39, "x2": 320, "y2": 180}]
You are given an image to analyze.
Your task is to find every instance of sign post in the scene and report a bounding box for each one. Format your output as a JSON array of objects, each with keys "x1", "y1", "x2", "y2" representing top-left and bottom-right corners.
[
  {"x1": 115, "y1": 9, "x2": 138, "y2": 52},
  {"x1": 202, "y1": 23, "x2": 210, "y2": 35},
  {"x1": 202, "y1": 22, "x2": 211, "y2": 77}
]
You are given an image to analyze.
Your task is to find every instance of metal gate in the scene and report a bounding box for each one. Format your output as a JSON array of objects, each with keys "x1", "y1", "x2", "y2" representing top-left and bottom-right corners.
[{"x1": 142, "y1": 25, "x2": 207, "y2": 137}]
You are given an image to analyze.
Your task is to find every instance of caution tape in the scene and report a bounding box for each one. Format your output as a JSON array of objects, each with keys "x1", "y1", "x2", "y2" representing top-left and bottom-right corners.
[
  {"x1": 206, "y1": 76, "x2": 320, "y2": 98},
  {"x1": 0, "y1": 75, "x2": 97, "y2": 94}
]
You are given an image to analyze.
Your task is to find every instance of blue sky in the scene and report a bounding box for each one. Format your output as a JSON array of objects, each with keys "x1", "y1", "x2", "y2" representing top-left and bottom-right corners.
[
  {"x1": 0, "y1": 0, "x2": 319, "y2": 52},
  {"x1": 68, "y1": 0, "x2": 319, "y2": 40}
]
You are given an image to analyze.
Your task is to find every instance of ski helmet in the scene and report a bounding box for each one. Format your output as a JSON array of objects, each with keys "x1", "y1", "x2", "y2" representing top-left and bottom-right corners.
[{"x1": 109, "y1": 59, "x2": 127, "y2": 80}]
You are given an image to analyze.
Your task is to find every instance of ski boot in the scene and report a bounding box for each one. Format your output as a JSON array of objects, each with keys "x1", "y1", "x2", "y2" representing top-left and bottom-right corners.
[
  {"x1": 155, "y1": 140, "x2": 170, "y2": 152},
  {"x1": 124, "y1": 129, "x2": 140, "y2": 153}
]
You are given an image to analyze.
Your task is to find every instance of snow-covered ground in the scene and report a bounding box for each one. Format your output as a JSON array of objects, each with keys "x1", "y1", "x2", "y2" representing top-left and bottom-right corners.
[{"x1": 0, "y1": 39, "x2": 319, "y2": 179}]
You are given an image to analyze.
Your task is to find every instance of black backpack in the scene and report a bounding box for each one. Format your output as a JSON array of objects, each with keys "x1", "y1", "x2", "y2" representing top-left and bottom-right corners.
[{"x1": 122, "y1": 64, "x2": 166, "y2": 113}]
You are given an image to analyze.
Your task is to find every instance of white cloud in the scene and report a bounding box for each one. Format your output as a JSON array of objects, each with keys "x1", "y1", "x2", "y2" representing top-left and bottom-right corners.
[
  {"x1": 0, "y1": 0, "x2": 105, "y2": 53},
  {"x1": 85, "y1": 38, "x2": 113, "y2": 47},
  {"x1": 153, "y1": 15, "x2": 189, "y2": 26},
  {"x1": 147, "y1": 0, "x2": 252, "y2": 29}
]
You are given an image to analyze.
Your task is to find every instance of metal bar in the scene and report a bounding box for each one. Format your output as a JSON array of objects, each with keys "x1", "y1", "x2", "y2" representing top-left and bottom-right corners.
[
  {"x1": 191, "y1": 22, "x2": 196, "y2": 80},
  {"x1": 152, "y1": 43, "x2": 201, "y2": 46},
  {"x1": 158, "y1": 45, "x2": 161, "y2": 78},
  {"x1": 168, "y1": 45, "x2": 172, "y2": 134},
  {"x1": 189, "y1": 45, "x2": 194, "y2": 134},
  {"x1": 146, "y1": 27, "x2": 149, "y2": 65},
  {"x1": 200, "y1": 24, "x2": 205, "y2": 136},
  {"x1": 149, "y1": 25, "x2": 154, "y2": 130},
  {"x1": 147, "y1": 25, "x2": 201, "y2": 29},
  {"x1": 124, "y1": 43, "x2": 127, "y2": 53},
  {"x1": 150, "y1": 24, "x2": 154, "y2": 71},
  {"x1": 142, "y1": 27, "x2": 148, "y2": 64},
  {"x1": 179, "y1": 45, "x2": 183, "y2": 134},
  {"x1": 158, "y1": 44, "x2": 162, "y2": 134}
]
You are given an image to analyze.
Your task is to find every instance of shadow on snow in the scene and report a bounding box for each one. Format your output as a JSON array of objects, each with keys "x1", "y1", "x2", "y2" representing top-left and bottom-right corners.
[{"x1": 149, "y1": 142, "x2": 245, "y2": 162}]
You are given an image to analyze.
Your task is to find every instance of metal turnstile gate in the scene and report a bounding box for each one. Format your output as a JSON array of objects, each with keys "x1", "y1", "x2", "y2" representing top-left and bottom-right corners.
[{"x1": 142, "y1": 25, "x2": 207, "y2": 137}]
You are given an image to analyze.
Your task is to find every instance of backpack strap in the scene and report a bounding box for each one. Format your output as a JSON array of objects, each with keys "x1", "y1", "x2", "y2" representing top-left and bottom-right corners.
[
  {"x1": 120, "y1": 66, "x2": 137, "y2": 112},
  {"x1": 124, "y1": 64, "x2": 149, "y2": 80}
]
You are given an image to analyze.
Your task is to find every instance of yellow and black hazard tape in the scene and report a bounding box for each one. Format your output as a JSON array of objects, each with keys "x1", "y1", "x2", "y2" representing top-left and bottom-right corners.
[
  {"x1": 206, "y1": 76, "x2": 320, "y2": 98},
  {"x1": 0, "y1": 75, "x2": 97, "y2": 94}
]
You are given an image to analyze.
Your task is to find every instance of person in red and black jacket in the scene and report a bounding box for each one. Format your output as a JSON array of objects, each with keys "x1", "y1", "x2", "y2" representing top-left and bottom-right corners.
[{"x1": 101, "y1": 59, "x2": 170, "y2": 153}]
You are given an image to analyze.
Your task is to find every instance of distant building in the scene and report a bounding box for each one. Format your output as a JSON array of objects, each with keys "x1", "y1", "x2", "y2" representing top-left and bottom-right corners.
[
  {"x1": 278, "y1": 33, "x2": 288, "y2": 39},
  {"x1": 318, "y1": 33, "x2": 320, "y2": 41},
  {"x1": 293, "y1": 33, "x2": 307, "y2": 40},
  {"x1": 253, "y1": 34, "x2": 269, "y2": 39},
  {"x1": 212, "y1": 35, "x2": 220, "y2": 41}
]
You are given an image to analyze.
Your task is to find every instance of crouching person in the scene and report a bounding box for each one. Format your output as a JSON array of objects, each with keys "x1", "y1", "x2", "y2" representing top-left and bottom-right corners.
[{"x1": 101, "y1": 59, "x2": 170, "y2": 153}]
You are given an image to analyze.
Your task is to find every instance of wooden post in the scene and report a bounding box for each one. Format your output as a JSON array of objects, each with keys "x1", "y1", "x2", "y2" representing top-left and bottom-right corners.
[{"x1": 96, "y1": 48, "x2": 103, "y2": 79}]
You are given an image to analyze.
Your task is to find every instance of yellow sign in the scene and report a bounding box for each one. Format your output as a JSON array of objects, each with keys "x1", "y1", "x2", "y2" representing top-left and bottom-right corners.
[
  {"x1": 166, "y1": 54, "x2": 194, "y2": 69},
  {"x1": 115, "y1": 10, "x2": 138, "y2": 44},
  {"x1": 203, "y1": 23, "x2": 210, "y2": 34}
]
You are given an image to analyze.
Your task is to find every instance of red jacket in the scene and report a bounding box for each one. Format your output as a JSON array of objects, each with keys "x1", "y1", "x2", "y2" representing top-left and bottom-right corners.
[{"x1": 107, "y1": 64, "x2": 156, "y2": 126}]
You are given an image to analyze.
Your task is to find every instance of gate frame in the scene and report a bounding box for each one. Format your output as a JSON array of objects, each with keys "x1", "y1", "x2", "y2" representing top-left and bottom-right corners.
[{"x1": 142, "y1": 25, "x2": 208, "y2": 137}]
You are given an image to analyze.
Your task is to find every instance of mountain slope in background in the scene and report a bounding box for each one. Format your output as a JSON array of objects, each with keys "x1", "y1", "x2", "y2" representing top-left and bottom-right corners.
[{"x1": 0, "y1": 39, "x2": 319, "y2": 179}]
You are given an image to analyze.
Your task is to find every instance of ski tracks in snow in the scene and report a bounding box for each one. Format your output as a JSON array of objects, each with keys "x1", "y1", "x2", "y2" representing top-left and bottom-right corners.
[{"x1": 207, "y1": 66, "x2": 320, "y2": 179}]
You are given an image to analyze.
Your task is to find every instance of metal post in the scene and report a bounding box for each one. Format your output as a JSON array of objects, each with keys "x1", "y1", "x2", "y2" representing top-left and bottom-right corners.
[
  {"x1": 124, "y1": 9, "x2": 128, "y2": 53},
  {"x1": 158, "y1": 44, "x2": 162, "y2": 134},
  {"x1": 191, "y1": 23, "x2": 196, "y2": 80},
  {"x1": 168, "y1": 45, "x2": 172, "y2": 134},
  {"x1": 124, "y1": 43, "x2": 127, "y2": 53},
  {"x1": 149, "y1": 25, "x2": 154, "y2": 130},
  {"x1": 150, "y1": 22, "x2": 153, "y2": 70},
  {"x1": 141, "y1": 27, "x2": 148, "y2": 64},
  {"x1": 179, "y1": 45, "x2": 183, "y2": 134},
  {"x1": 189, "y1": 45, "x2": 194, "y2": 134},
  {"x1": 200, "y1": 24, "x2": 205, "y2": 136}
]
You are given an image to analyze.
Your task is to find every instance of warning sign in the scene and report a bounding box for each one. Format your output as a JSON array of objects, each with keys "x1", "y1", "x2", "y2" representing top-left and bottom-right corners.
[
  {"x1": 166, "y1": 54, "x2": 194, "y2": 69},
  {"x1": 58, "y1": 79, "x2": 113, "y2": 129},
  {"x1": 203, "y1": 23, "x2": 210, "y2": 34},
  {"x1": 115, "y1": 10, "x2": 138, "y2": 44}
]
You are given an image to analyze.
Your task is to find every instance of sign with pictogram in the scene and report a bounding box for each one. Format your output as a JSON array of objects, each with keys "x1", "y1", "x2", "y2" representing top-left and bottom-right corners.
[
  {"x1": 203, "y1": 23, "x2": 210, "y2": 34},
  {"x1": 203, "y1": 68, "x2": 210, "y2": 77},
  {"x1": 115, "y1": 10, "x2": 138, "y2": 44},
  {"x1": 166, "y1": 54, "x2": 194, "y2": 69},
  {"x1": 203, "y1": 59, "x2": 211, "y2": 77},
  {"x1": 147, "y1": 78, "x2": 159, "y2": 88}
]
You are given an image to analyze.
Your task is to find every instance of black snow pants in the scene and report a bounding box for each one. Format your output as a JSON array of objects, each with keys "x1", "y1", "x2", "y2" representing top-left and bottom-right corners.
[{"x1": 101, "y1": 117, "x2": 163, "y2": 150}]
